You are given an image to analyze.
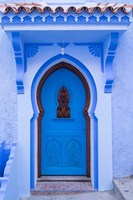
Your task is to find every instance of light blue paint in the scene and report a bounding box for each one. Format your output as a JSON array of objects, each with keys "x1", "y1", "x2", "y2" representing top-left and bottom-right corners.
[
  {"x1": 41, "y1": 68, "x2": 86, "y2": 175},
  {"x1": 112, "y1": 22, "x2": 133, "y2": 178},
  {"x1": 24, "y1": 43, "x2": 54, "y2": 72},
  {"x1": 74, "y1": 42, "x2": 103, "y2": 72},
  {"x1": 30, "y1": 53, "x2": 98, "y2": 189},
  {"x1": 74, "y1": 43, "x2": 102, "y2": 57}
]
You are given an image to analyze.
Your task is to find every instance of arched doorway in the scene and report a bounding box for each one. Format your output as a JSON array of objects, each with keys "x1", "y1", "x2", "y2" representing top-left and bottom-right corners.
[{"x1": 37, "y1": 62, "x2": 91, "y2": 177}]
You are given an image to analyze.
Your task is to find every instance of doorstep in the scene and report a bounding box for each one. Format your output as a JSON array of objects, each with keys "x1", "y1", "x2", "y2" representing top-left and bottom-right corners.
[
  {"x1": 38, "y1": 176, "x2": 91, "y2": 182},
  {"x1": 31, "y1": 181, "x2": 94, "y2": 195}
]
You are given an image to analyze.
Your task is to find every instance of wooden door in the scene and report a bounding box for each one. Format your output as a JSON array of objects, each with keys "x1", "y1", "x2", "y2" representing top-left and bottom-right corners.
[{"x1": 37, "y1": 63, "x2": 90, "y2": 176}]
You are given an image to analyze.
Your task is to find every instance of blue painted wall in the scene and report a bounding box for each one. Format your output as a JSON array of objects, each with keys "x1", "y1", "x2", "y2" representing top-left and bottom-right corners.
[
  {"x1": 0, "y1": 0, "x2": 133, "y2": 179},
  {"x1": 0, "y1": 142, "x2": 10, "y2": 177}
]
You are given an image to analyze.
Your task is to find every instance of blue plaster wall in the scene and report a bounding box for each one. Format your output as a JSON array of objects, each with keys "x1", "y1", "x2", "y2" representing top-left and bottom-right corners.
[
  {"x1": 0, "y1": 28, "x2": 17, "y2": 144},
  {"x1": 112, "y1": 23, "x2": 133, "y2": 177},
  {"x1": 0, "y1": 0, "x2": 133, "y2": 179}
]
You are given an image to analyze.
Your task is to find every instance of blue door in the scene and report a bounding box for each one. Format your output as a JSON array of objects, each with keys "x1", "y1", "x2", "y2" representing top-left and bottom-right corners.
[{"x1": 41, "y1": 67, "x2": 87, "y2": 175}]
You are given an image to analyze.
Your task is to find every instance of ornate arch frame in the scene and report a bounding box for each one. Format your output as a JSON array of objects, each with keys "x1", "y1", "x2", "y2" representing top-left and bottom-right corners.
[
  {"x1": 37, "y1": 62, "x2": 91, "y2": 177},
  {"x1": 31, "y1": 54, "x2": 98, "y2": 189}
]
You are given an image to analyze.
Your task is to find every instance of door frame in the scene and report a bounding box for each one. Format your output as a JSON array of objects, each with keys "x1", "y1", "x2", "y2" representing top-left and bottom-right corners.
[{"x1": 37, "y1": 61, "x2": 91, "y2": 177}]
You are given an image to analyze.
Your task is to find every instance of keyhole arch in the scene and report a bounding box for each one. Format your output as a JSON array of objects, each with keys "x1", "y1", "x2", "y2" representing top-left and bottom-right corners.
[{"x1": 37, "y1": 61, "x2": 91, "y2": 177}]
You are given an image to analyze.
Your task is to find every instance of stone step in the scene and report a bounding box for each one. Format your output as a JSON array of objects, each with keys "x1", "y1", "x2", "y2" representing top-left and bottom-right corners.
[
  {"x1": 20, "y1": 190, "x2": 117, "y2": 200},
  {"x1": 31, "y1": 181, "x2": 94, "y2": 195},
  {"x1": 38, "y1": 176, "x2": 91, "y2": 182},
  {"x1": 113, "y1": 176, "x2": 133, "y2": 200}
]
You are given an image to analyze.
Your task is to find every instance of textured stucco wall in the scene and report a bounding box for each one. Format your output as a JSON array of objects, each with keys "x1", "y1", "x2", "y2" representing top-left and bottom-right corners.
[
  {"x1": 112, "y1": 23, "x2": 133, "y2": 177},
  {"x1": 0, "y1": 28, "x2": 17, "y2": 144},
  {"x1": 0, "y1": 0, "x2": 133, "y2": 178},
  {"x1": 92, "y1": 0, "x2": 133, "y2": 178}
]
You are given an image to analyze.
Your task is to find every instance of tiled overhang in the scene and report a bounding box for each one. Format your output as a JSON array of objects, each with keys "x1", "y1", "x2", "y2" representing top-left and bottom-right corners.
[
  {"x1": 0, "y1": 3, "x2": 132, "y2": 14},
  {"x1": 0, "y1": 3, "x2": 132, "y2": 28}
]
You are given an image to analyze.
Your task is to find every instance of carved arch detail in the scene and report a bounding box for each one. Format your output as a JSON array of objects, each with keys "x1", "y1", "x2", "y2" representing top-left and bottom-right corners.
[{"x1": 57, "y1": 86, "x2": 70, "y2": 118}]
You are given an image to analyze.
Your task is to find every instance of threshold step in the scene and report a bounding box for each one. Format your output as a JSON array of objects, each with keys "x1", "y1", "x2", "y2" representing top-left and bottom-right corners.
[
  {"x1": 38, "y1": 176, "x2": 91, "y2": 182},
  {"x1": 31, "y1": 181, "x2": 94, "y2": 195},
  {"x1": 114, "y1": 176, "x2": 133, "y2": 200}
]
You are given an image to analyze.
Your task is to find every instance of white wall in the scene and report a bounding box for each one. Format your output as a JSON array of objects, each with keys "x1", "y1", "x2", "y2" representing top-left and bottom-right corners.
[
  {"x1": 0, "y1": 28, "x2": 17, "y2": 145},
  {"x1": 112, "y1": 23, "x2": 133, "y2": 177}
]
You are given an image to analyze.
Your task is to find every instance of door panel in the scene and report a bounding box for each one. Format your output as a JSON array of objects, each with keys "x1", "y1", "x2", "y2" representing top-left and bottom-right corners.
[{"x1": 40, "y1": 67, "x2": 86, "y2": 175}]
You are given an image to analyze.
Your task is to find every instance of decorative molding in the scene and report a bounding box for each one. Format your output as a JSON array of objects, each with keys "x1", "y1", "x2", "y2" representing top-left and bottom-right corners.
[
  {"x1": 27, "y1": 46, "x2": 39, "y2": 58},
  {"x1": 24, "y1": 43, "x2": 54, "y2": 72},
  {"x1": 0, "y1": 14, "x2": 132, "y2": 25},
  {"x1": 57, "y1": 43, "x2": 69, "y2": 55},
  {"x1": 104, "y1": 32, "x2": 119, "y2": 93},
  {"x1": 31, "y1": 54, "x2": 97, "y2": 188},
  {"x1": 74, "y1": 43, "x2": 102, "y2": 58},
  {"x1": 57, "y1": 86, "x2": 70, "y2": 118},
  {"x1": 57, "y1": 43, "x2": 69, "y2": 48},
  {"x1": 12, "y1": 32, "x2": 24, "y2": 94},
  {"x1": 88, "y1": 44, "x2": 101, "y2": 57},
  {"x1": 74, "y1": 35, "x2": 119, "y2": 93}
]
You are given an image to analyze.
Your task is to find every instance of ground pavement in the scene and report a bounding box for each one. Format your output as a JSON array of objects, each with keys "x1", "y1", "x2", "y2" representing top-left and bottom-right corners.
[
  {"x1": 20, "y1": 181, "x2": 117, "y2": 200},
  {"x1": 20, "y1": 176, "x2": 133, "y2": 200},
  {"x1": 21, "y1": 190, "x2": 117, "y2": 200}
]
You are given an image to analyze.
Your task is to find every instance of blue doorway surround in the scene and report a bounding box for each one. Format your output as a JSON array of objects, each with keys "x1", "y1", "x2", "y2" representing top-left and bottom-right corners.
[{"x1": 30, "y1": 54, "x2": 98, "y2": 189}]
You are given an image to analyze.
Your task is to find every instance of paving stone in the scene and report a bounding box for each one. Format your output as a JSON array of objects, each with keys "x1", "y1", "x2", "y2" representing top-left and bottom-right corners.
[
  {"x1": 20, "y1": 181, "x2": 118, "y2": 200},
  {"x1": 20, "y1": 190, "x2": 117, "y2": 200},
  {"x1": 114, "y1": 176, "x2": 133, "y2": 200}
]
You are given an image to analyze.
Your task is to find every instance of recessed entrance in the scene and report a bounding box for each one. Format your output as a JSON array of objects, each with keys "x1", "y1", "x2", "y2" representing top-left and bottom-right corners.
[{"x1": 37, "y1": 62, "x2": 91, "y2": 177}]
